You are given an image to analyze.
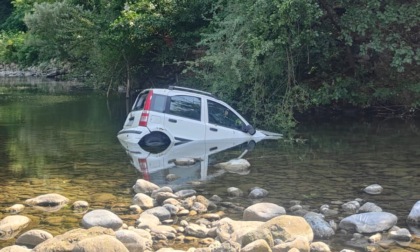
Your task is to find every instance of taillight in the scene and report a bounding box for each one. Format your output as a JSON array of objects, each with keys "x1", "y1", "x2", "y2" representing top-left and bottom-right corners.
[
  {"x1": 139, "y1": 112, "x2": 149, "y2": 126},
  {"x1": 138, "y1": 158, "x2": 150, "y2": 181},
  {"x1": 139, "y1": 90, "x2": 153, "y2": 127}
]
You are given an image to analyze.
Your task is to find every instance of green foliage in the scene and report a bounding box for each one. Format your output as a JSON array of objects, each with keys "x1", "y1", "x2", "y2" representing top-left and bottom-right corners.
[
  {"x1": 24, "y1": 1, "x2": 95, "y2": 61},
  {"x1": 0, "y1": 31, "x2": 38, "y2": 64},
  {"x1": 192, "y1": 0, "x2": 322, "y2": 131}
]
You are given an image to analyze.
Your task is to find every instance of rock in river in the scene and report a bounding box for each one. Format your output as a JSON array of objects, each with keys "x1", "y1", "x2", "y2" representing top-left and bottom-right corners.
[
  {"x1": 407, "y1": 200, "x2": 420, "y2": 225},
  {"x1": 25, "y1": 193, "x2": 69, "y2": 207},
  {"x1": 243, "y1": 202, "x2": 286, "y2": 221},
  {"x1": 0, "y1": 215, "x2": 31, "y2": 240},
  {"x1": 81, "y1": 209, "x2": 123, "y2": 230},
  {"x1": 339, "y1": 212, "x2": 397, "y2": 233}
]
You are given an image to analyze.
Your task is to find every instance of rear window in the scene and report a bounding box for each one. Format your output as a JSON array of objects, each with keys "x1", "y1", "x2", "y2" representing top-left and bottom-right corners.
[
  {"x1": 132, "y1": 92, "x2": 167, "y2": 112},
  {"x1": 132, "y1": 92, "x2": 149, "y2": 111}
]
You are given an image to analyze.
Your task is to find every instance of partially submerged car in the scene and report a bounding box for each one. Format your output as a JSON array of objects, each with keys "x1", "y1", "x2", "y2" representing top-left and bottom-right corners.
[{"x1": 117, "y1": 85, "x2": 281, "y2": 152}]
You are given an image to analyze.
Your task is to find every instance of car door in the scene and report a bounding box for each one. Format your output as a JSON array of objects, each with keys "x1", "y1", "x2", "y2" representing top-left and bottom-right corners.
[
  {"x1": 205, "y1": 99, "x2": 250, "y2": 140},
  {"x1": 164, "y1": 94, "x2": 205, "y2": 143}
]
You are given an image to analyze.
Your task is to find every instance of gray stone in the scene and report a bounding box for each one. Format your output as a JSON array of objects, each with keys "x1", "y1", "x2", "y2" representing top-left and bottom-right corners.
[
  {"x1": 339, "y1": 212, "x2": 397, "y2": 233},
  {"x1": 215, "y1": 159, "x2": 251, "y2": 175},
  {"x1": 185, "y1": 223, "x2": 209, "y2": 238},
  {"x1": 248, "y1": 187, "x2": 269, "y2": 199},
  {"x1": 143, "y1": 206, "x2": 171, "y2": 221},
  {"x1": 358, "y1": 202, "x2": 382, "y2": 213},
  {"x1": 341, "y1": 200, "x2": 360, "y2": 214},
  {"x1": 25, "y1": 193, "x2": 69, "y2": 207},
  {"x1": 243, "y1": 202, "x2": 286, "y2": 221},
  {"x1": 81, "y1": 209, "x2": 123, "y2": 230},
  {"x1": 15, "y1": 229, "x2": 53, "y2": 248},
  {"x1": 227, "y1": 187, "x2": 243, "y2": 197},
  {"x1": 388, "y1": 227, "x2": 412, "y2": 242},
  {"x1": 363, "y1": 184, "x2": 383, "y2": 195},
  {"x1": 174, "y1": 189, "x2": 197, "y2": 198},
  {"x1": 407, "y1": 200, "x2": 420, "y2": 225},
  {"x1": 304, "y1": 212, "x2": 335, "y2": 239}
]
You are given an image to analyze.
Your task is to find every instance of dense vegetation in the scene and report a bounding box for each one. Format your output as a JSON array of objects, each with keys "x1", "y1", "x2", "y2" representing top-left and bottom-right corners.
[{"x1": 1, "y1": 0, "x2": 419, "y2": 130}]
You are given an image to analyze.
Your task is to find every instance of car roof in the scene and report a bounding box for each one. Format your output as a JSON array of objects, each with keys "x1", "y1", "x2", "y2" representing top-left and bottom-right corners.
[{"x1": 147, "y1": 86, "x2": 217, "y2": 99}]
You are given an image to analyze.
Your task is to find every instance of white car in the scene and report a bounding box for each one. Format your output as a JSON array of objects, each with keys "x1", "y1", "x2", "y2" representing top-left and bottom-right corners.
[{"x1": 117, "y1": 86, "x2": 281, "y2": 152}]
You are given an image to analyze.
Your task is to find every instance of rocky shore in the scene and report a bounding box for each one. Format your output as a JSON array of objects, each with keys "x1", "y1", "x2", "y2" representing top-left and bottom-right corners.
[
  {"x1": 1, "y1": 179, "x2": 420, "y2": 252},
  {"x1": 0, "y1": 63, "x2": 69, "y2": 79}
]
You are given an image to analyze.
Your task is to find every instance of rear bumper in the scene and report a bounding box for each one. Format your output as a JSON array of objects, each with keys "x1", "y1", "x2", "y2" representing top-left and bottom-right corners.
[{"x1": 117, "y1": 128, "x2": 150, "y2": 150}]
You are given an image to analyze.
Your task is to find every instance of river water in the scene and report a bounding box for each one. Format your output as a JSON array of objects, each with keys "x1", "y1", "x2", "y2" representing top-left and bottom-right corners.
[{"x1": 0, "y1": 78, "x2": 419, "y2": 250}]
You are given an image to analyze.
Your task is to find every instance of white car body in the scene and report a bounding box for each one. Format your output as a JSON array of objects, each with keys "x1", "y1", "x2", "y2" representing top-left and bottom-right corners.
[{"x1": 117, "y1": 86, "x2": 281, "y2": 152}]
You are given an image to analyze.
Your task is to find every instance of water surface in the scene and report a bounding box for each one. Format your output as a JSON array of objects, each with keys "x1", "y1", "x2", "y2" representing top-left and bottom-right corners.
[{"x1": 1, "y1": 78, "x2": 419, "y2": 250}]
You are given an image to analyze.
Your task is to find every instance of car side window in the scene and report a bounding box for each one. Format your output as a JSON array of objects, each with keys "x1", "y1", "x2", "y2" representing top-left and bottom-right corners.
[
  {"x1": 168, "y1": 95, "x2": 201, "y2": 120},
  {"x1": 132, "y1": 92, "x2": 148, "y2": 111},
  {"x1": 208, "y1": 100, "x2": 245, "y2": 130}
]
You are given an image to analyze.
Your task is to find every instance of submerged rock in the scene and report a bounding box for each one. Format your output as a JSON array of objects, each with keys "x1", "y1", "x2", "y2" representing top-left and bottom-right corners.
[
  {"x1": 363, "y1": 184, "x2": 383, "y2": 195},
  {"x1": 215, "y1": 159, "x2": 251, "y2": 175},
  {"x1": 25, "y1": 193, "x2": 69, "y2": 207}
]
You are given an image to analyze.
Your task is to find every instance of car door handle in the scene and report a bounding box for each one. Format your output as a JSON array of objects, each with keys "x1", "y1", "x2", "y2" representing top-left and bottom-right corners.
[
  {"x1": 129, "y1": 116, "x2": 134, "y2": 121},
  {"x1": 168, "y1": 118, "x2": 177, "y2": 123},
  {"x1": 210, "y1": 127, "x2": 218, "y2": 132}
]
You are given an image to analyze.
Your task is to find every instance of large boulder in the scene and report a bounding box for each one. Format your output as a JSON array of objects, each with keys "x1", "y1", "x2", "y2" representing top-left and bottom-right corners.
[
  {"x1": 339, "y1": 212, "x2": 397, "y2": 233},
  {"x1": 261, "y1": 215, "x2": 314, "y2": 243},
  {"x1": 215, "y1": 217, "x2": 264, "y2": 244},
  {"x1": 81, "y1": 209, "x2": 123, "y2": 230},
  {"x1": 243, "y1": 203, "x2": 286, "y2": 221},
  {"x1": 0, "y1": 215, "x2": 31, "y2": 240},
  {"x1": 32, "y1": 227, "x2": 114, "y2": 252},
  {"x1": 407, "y1": 200, "x2": 420, "y2": 225},
  {"x1": 73, "y1": 234, "x2": 128, "y2": 252}
]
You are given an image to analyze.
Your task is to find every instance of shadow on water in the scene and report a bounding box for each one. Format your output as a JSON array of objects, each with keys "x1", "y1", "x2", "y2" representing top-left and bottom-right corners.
[{"x1": 1, "y1": 78, "x2": 420, "y2": 251}]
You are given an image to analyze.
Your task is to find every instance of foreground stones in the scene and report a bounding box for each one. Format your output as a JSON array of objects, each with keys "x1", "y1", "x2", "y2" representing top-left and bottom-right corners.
[{"x1": 1, "y1": 181, "x2": 420, "y2": 252}]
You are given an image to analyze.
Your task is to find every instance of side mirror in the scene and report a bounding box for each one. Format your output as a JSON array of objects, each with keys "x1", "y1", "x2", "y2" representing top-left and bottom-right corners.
[{"x1": 245, "y1": 125, "x2": 256, "y2": 135}]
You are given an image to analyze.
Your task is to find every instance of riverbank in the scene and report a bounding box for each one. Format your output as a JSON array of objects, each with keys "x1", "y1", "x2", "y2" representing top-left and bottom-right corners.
[
  {"x1": 0, "y1": 63, "x2": 69, "y2": 79},
  {"x1": 1, "y1": 178, "x2": 419, "y2": 252}
]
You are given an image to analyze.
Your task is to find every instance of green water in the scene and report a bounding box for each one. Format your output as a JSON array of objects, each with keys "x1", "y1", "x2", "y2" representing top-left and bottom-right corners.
[{"x1": 1, "y1": 78, "x2": 419, "y2": 251}]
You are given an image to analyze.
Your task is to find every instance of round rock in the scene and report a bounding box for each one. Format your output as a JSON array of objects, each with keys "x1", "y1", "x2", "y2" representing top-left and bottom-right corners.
[
  {"x1": 81, "y1": 209, "x2": 123, "y2": 230},
  {"x1": 243, "y1": 202, "x2": 286, "y2": 221},
  {"x1": 15, "y1": 229, "x2": 53, "y2": 248},
  {"x1": 339, "y1": 212, "x2": 397, "y2": 233},
  {"x1": 363, "y1": 184, "x2": 383, "y2": 195}
]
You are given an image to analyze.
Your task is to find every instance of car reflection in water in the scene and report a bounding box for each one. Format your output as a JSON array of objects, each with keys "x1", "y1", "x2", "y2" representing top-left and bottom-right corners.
[{"x1": 119, "y1": 137, "x2": 275, "y2": 188}]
